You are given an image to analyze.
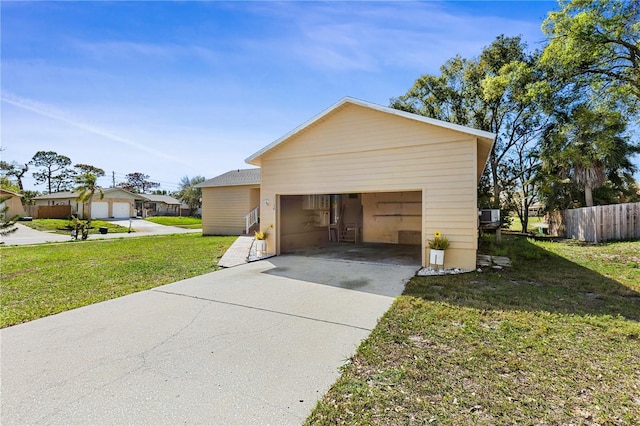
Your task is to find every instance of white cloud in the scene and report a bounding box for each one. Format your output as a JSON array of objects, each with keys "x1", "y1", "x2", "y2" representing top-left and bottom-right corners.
[
  {"x1": 0, "y1": 91, "x2": 191, "y2": 166},
  {"x1": 241, "y1": 1, "x2": 545, "y2": 73},
  {"x1": 71, "y1": 40, "x2": 222, "y2": 65}
]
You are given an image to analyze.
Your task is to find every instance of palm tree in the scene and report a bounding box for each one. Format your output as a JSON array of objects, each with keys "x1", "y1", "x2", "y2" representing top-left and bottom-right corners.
[
  {"x1": 75, "y1": 172, "x2": 104, "y2": 225},
  {"x1": 541, "y1": 104, "x2": 636, "y2": 207},
  {"x1": 177, "y1": 176, "x2": 205, "y2": 216}
]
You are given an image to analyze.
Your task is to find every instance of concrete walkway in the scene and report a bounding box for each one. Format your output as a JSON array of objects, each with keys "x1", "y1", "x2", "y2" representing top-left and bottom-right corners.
[
  {"x1": 1, "y1": 256, "x2": 418, "y2": 425},
  {"x1": 218, "y1": 235, "x2": 255, "y2": 268}
]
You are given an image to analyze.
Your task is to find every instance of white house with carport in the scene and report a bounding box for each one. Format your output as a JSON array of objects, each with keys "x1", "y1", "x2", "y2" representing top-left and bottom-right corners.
[{"x1": 33, "y1": 188, "x2": 144, "y2": 219}]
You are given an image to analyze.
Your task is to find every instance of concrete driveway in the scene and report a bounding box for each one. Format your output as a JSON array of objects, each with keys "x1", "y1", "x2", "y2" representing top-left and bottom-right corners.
[
  {"x1": 1, "y1": 255, "x2": 418, "y2": 425},
  {"x1": 0, "y1": 219, "x2": 198, "y2": 246},
  {"x1": 106, "y1": 218, "x2": 200, "y2": 235},
  {"x1": 0, "y1": 223, "x2": 71, "y2": 245}
]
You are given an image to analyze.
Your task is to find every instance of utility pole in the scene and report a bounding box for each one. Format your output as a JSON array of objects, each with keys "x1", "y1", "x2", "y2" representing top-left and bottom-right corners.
[{"x1": 112, "y1": 171, "x2": 116, "y2": 188}]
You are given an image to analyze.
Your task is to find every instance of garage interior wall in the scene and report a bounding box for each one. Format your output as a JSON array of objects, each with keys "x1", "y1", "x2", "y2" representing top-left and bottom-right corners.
[{"x1": 362, "y1": 192, "x2": 421, "y2": 244}]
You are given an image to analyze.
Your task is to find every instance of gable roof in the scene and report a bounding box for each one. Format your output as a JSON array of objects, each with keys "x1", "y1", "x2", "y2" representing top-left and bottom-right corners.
[
  {"x1": 245, "y1": 96, "x2": 496, "y2": 167},
  {"x1": 34, "y1": 188, "x2": 145, "y2": 200},
  {"x1": 33, "y1": 191, "x2": 77, "y2": 200},
  {"x1": 141, "y1": 194, "x2": 181, "y2": 205},
  {"x1": 0, "y1": 188, "x2": 23, "y2": 198},
  {"x1": 197, "y1": 168, "x2": 261, "y2": 188}
]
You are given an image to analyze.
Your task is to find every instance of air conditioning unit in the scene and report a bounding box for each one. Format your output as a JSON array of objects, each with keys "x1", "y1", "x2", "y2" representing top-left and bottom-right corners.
[{"x1": 479, "y1": 209, "x2": 500, "y2": 225}]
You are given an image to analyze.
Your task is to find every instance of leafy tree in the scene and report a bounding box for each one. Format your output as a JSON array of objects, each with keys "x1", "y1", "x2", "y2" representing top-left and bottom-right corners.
[
  {"x1": 177, "y1": 176, "x2": 205, "y2": 215},
  {"x1": 74, "y1": 164, "x2": 105, "y2": 177},
  {"x1": 0, "y1": 176, "x2": 21, "y2": 194},
  {"x1": 542, "y1": 0, "x2": 640, "y2": 107},
  {"x1": 503, "y1": 138, "x2": 542, "y2": 232},
  {"x1": 391, "y1": 35, "x2": 548, "y2": 208},
  {"x1": 75, "y1": 172, "x2": 104, "y2": 225},
  {"x1": 30, "y1": 151, "x2": 73, "y2": 194},
  {"x1": 540, "y1": 103, "x2": 638, "y2": 207},
  {"x1": 117, "y1": 172, "x2": 159, "y2": 194},
  {"x1": 0, "y1": 161, "x2": 29, "y2": 191},
  {"x1": 20, "y1": 190, "x2": 40, "y2": 206}
]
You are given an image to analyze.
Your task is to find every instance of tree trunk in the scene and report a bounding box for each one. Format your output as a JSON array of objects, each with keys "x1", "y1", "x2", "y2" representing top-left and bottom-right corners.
[
  {"x1": 16, "y1": 165, "x2": 28, "y2": 192},
  {"x1": 584, "y1": 185, "x2": 594, "y2": 207},
  {"x1": 490, "y1": 153, "x2": 501, "y2": 207}
]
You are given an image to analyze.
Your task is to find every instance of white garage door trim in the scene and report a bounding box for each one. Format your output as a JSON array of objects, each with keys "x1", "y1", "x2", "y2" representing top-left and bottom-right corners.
[
  {"x1": 112, "y1": 202, "x2": 130, "y2": 218},
  {"x1": 91, "y1": 202, "x2": 109, "y2": 219}
]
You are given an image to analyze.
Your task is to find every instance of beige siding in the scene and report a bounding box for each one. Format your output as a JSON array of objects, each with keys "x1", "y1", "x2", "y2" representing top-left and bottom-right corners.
[
  {"x1": 259, "y1": 103, "x2": 479, "y2": 270},
  {"x1": 33, "y1": 190, "x2": 140, "y2": 219},
  {"x1": 201, "y1": 185, "x2": 259, "y2": 235},
  {"x1": 0, "y1": 192, "x2": 25, "y2": 218}
]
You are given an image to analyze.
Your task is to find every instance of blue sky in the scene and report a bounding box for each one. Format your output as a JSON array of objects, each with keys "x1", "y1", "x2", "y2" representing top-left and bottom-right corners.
[{"x1": 2, "y1": 1, "x2": 573, "y2": 192}]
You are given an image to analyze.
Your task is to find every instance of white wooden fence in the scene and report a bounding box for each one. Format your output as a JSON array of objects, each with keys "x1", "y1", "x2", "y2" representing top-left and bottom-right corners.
[{"x1": 563, "y1": 202, "x2": 640, "y2": 242}]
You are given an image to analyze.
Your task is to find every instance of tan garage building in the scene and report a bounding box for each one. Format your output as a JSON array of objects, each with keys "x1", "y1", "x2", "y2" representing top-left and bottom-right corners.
[{"x1": 244, "y1": 97, "x2": 495, "y2": 270}]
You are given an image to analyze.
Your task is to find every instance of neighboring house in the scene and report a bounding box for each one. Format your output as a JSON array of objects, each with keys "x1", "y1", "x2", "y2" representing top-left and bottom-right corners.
[
  {"x1": 197, "y1": 169, "x2": 261, "y2": 235},
  {"x1": 139, "y1": 194, "x2": 183, "y2": 217},
  {"x1": 241, "y1": 97, "x2": 495, "y2": 270},
  {"x1": 180, "y1": 203, "x2": 194, "y2": 217},
  {"x1": 0, "y1": 189, "x2": 25, "y2": 218},
  {"x1": 33, "y1": 188, "x2": 143, "y2": 219}
]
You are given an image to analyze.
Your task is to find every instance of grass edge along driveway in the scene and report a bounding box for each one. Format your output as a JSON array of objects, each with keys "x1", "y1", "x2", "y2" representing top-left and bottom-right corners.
[
  {"x1": 306, "y1": 237, "x2": 640, "y2": 425},
  {"x1": 0, "y1": 234, "x2": 236, "y2": 328}
]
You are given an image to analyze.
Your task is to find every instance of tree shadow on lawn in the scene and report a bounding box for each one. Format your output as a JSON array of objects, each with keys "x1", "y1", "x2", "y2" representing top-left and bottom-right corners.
[{"x1": 406, "y1": 238, "x2": 640, "y2": 322}]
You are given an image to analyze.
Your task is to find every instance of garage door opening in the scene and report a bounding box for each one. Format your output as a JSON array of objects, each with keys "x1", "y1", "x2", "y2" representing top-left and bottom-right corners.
[
  {"x1": 112, "y1": 202, "x2": 131, "y2": 218},
  {"x1": 91, "y1": 202, "x2": 109, "y2": 219},
  {"x1": 279, "y1": 191, "x2": 421, "y2": 265}
]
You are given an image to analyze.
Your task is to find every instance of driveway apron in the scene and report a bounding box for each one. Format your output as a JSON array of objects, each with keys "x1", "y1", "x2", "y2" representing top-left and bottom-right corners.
[
  {"x1": 0, "y1": 219, "x2": 198, "y2": 246},
  {"x1": 1, "y1": 256, "x2": 418, "y2": 425}
]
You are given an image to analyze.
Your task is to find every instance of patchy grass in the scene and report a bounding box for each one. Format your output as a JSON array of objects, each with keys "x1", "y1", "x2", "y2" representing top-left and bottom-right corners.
[
  {"x1": 307, "y1": 236, "x2": 640, "y2": 425},
  {"x1": 0, "y1": 234, "x2": 236, "y2": 328},
  {"x1": 21, "y1": 218, "x2": 131, "y2": 234},
  {"x1": 145, "y1": 216, "x2": 202, "y2": 228}
]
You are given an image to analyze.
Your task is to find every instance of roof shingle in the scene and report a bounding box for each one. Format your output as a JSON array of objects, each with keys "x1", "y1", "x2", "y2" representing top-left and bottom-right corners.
[{"x1": 197, "y1": 168, "x2": 261, "y2": 188}]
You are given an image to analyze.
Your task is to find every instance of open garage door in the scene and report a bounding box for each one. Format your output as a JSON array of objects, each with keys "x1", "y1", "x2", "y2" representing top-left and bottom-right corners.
[
  {"x1": 112, "y1": 202, "x2": 130, "y2": 218},
  {"x1": 91, "y1": 202, "x2": 109, "y2": 219},
  {"x1": 278, "y1": 192, "x2": 421, "y2": 265}
]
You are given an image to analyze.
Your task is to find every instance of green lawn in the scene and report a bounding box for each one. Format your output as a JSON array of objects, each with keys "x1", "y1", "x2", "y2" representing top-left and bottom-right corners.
[
  {"x1": 306, "y1": 236, "x2": 640, "y2": 425},
  {"x1": 21, "y1": 218, "x2": 131, "y2": 234},
  {"x1": 508, "y1": 215, "x2": 546, "y2": 233},
  {"x1": 145, "y1": 216, "x2": 202, "y2": 229},
  {"x1": 0, "y1": 234, "x2": 236, "y2": 328}
]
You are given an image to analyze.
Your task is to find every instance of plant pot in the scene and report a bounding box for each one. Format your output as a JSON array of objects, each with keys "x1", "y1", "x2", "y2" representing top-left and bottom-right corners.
[
  {"x1": 429, "y1": 249, "x2": 445, "y2": 267},
  {"x1": 255, "y1": 240, "x2": 266, "y2": 257}
]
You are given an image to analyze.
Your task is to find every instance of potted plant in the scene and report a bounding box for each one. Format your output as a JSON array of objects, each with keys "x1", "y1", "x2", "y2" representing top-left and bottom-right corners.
[
  {"x1": 254, "y1": 230, "x2": 268, "y2": 257},
  {"x1": 428, "y1": 231, "x2": 449, "y2": 268}
]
